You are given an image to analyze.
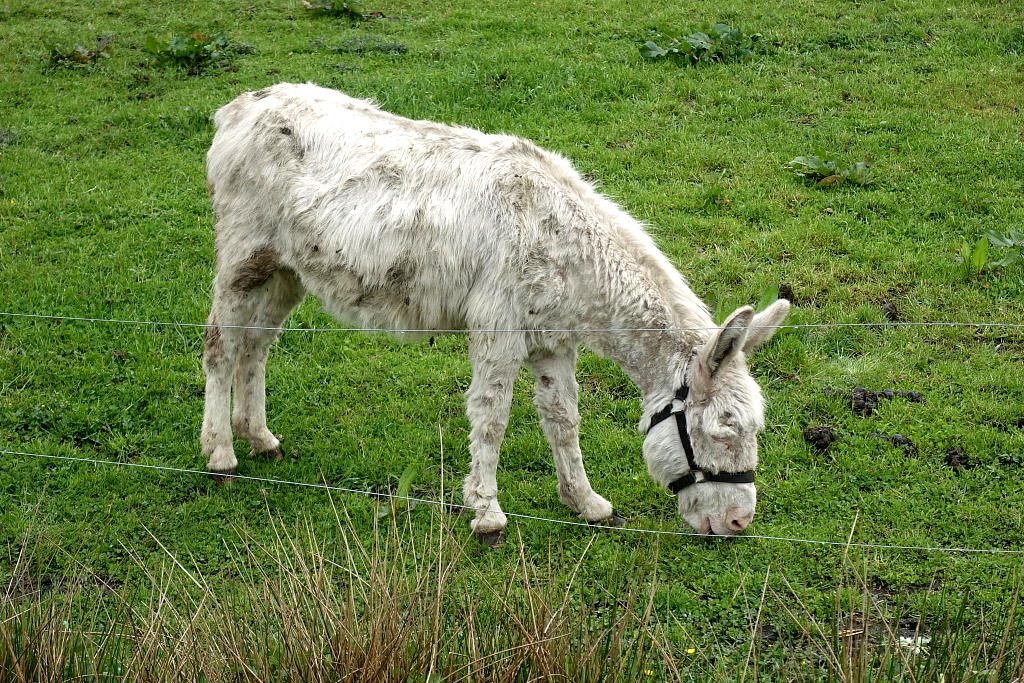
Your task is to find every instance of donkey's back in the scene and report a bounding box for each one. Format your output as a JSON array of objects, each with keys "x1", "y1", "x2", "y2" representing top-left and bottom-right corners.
[{"x1": 207, "y1": 82, "x2": 590, "y2": 333}]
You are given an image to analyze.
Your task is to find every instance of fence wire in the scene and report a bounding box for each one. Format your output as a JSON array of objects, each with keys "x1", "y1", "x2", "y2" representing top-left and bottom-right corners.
[
  {"x1": 2, "y1": 448, "x2": 1022, "y2": 556},
  {"x1": 1, "y1": 308, "x2": 1022, "y2": 556},
  {"x1": 2, "y1": 310, "x2": 1024, "y2": 334}
]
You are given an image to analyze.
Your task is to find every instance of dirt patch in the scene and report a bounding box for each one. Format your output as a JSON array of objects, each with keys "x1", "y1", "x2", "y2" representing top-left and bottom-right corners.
[
  {"x1": 824, "y1": 387, "x2": 925, "y2": 417},
  {"x1": 3, "y1": 573, "x2": 122, "y2": 604},
  {"x1": 804, "y1": 425, "x2": 840, "y2": 452},
  {"x1": 997, "y1": 453, "x2": 1022, "y2": 466},
  {"x1": 879, "y1": 300, "x2": 899, "y2": 321},
  {"x1": 975, "y1": 329, "x2": 1024, "y2": 354},
  {"x1": 868, "y1": 433, "x2": 918, "y2": 456},
  {"x1": 757, "y1": 622, "x2": 780, "y2": 645},
  {"x1": 778, "y1": 283, "x2": 796, "y2": 303},
  {"x1": 2, "y1": 575, "x2": 56, "y2": 603},
  {"x1": 992, "y1": 418, "x2": 1024, "y2": 432},
  {"x1": 944, "y1": 447, "x2": 971, "y2": 471},
  {"x1": 838, "y1": 609, "x2": 922, "y2": 648},
  {"x1": 0, "y1": 128, "x2": 18, "y2": 149}
]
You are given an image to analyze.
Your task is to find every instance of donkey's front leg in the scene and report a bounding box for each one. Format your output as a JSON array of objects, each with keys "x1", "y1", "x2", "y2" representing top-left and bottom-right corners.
[
  {"x1": 527, "y1": 347, "x2": 618, "y2": 525},
  {"x1": 463, "y1": 334, "x2": 524, "y2": 546}
]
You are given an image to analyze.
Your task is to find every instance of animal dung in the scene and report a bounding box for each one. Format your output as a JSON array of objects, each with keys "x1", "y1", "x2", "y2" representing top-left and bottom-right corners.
[
  {"x1": 868, "y1": 432, "x2": 918, "y2": 456},
  {"x1": 879, "y1": 300, "x2": 899, "y2": 321},
  {"x1": 944, "y1": 447, "x2": 971, "y2": 471},
  {"x1": 777, "y1": 283, "x2": 795, "y2": 303},
  {"x1": 803, "y1": 425, "x2": 840, "y2": 452},
  {"x1": 823, "y1": 387, "x2": 925, "y2": 417}
]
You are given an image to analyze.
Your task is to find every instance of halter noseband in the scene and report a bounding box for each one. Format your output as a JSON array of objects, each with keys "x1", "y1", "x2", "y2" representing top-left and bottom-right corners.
[{"x1": 646, "y1": 383, "x2": 756, "y2": 494}]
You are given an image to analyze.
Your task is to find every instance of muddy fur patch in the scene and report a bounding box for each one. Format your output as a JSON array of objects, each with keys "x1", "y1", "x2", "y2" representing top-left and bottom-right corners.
[
  {"x1": 203, "y1": 324, "x2": 221, "y2": 347},
  {"x1": 252, "y1": 111, "x2": 305, "y2": 161},
  {"x1": 229, "y1": 247, "x2": 281, "y2": 291}
]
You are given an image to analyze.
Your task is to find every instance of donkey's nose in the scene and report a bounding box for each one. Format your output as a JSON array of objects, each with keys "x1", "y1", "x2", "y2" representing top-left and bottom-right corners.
[{"x1": 724, "y1": 508, "x2": 753, "y2": 533}]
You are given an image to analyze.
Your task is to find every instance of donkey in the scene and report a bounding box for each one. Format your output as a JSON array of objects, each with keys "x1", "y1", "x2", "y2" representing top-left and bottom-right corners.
[{"x1": 201, "y1": 83, "x2": 790, "y2": 544}]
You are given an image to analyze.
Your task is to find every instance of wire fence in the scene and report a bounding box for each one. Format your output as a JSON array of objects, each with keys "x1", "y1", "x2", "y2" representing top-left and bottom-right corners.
[
  {"x1": 2, "y1": 308, "x2": 1023, "y2": 556},
  {"x1": 3, "y1": 447, "x2": 1023, "y2": 556},
  {"x1": 3, "y1": 310, "x2": 1024, "y2": 334}
]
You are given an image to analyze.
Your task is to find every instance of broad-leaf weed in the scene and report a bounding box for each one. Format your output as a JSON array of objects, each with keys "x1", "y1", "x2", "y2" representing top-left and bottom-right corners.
[
  {"x1": 787, "y1": 154, "x2": 875, "y2": 187},
  {"x1": 641, "y1": 22, "x2": 760, "y2": 65}
]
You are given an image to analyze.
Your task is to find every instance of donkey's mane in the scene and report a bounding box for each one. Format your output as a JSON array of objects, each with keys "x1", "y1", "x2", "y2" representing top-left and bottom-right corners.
[
  {"x1": 613, "y1": 212, "x2": 714, "y2": 337},
  {"x1": 546, "y1": 157, "x2": 714, "y2": 345}
]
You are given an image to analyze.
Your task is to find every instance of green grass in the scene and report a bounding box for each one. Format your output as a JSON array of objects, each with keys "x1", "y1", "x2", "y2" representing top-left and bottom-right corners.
[{"x1": 2, "y1": 0, "x2": 1024, "y2": 679}]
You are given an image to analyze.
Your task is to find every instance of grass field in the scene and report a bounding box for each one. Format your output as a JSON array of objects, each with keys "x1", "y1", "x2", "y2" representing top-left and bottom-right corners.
[{"x1": 2, "y1": 0, "x2": 1024, "y2": 679}]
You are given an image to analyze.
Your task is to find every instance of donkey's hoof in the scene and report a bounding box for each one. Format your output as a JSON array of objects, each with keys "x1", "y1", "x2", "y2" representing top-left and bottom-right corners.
[
  {"x1": 210, "y1": 468, "x2": 238, "y2": 486},
  {"x1": 252, "y1": 445, "x2": 284, "y2": 463},
  {"x1": 588, "y1": 514, "x2": 627, "y2": 529},
  {"x1": 605, "y1": 514, "x2": 627, "y2": 528},
  {"x1": 474, "y1": 529, "x2": 506, "y2": 548}
]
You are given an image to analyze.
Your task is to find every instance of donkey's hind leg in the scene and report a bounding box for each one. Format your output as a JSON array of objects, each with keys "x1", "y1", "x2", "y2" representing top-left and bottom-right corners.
[
  {"x1": 201, "y1": 247, "x2": 297, "y2": 477},
  {"x1": 462, "y1": 333, "x2": 526, "y2": 545},
  {"x1": 231, "y1": 268, "x2": 305, "y2": 460}
]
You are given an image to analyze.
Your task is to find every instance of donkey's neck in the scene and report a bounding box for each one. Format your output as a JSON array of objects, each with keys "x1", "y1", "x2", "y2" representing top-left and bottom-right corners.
[
  {"x1": 552, "y1": 187, "x2": 714, "y2": 398},
  {"x1": 576, "y1": 264, "x2": 712, "y2": 400},
  {"x1": 583, "y1": 329, "x2": 687, "y2": 397}
]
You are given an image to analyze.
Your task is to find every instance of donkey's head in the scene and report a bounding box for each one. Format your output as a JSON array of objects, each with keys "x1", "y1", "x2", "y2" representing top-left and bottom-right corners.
[{"x1": 642, "y1": 300, "x2": 790, "y2": 536}]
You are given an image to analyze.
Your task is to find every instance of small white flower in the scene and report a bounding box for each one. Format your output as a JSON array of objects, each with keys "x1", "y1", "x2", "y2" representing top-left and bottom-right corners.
[{"x1": 898, "y1": 635, "x2": 930, "y2": 655}]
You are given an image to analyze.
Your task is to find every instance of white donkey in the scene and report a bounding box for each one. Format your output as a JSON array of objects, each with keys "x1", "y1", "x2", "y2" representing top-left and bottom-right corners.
[{"x1": 201, "y1": 83, "x2": 790, "y2": 544}]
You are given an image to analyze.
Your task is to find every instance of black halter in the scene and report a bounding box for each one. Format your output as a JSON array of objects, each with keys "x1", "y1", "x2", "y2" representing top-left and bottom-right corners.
[{"x1": 647, "y1": 384, "x2": 756, "y2": 494}]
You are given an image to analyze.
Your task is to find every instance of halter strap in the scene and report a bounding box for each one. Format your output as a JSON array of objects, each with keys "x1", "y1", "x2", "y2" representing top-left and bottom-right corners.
[{"x1": 647, "y1": 383, "x2": 755, "y2": 493}]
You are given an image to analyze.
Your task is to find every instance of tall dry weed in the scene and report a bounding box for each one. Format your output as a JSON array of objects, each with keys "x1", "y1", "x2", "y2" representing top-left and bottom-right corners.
[{"x1": 1, "y1": 499, "x2": 680, "y2": 682}]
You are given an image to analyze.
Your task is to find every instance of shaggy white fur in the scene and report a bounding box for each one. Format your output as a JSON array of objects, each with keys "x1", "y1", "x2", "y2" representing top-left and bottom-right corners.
[{"x1": 201, "y1": 83, "x2": 789, "y2": 539}]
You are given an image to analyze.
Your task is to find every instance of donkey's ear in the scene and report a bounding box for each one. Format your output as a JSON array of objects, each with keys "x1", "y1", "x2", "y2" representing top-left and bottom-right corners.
[
  {"x1": 700, "y1": 306, "x2": 754, "y2": 376},
  {"x1": 742, "y1": 299, "x2": 791, "y2": 353}
]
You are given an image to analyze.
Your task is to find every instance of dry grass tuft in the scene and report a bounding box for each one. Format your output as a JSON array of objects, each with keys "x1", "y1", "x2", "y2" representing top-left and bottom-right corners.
[
  {"x1": 4, "y1": 504, "x2": 1022, "y2": 682},
  {"x1": 1, "y1": 499, "x2": 681, "y2": 682}
]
